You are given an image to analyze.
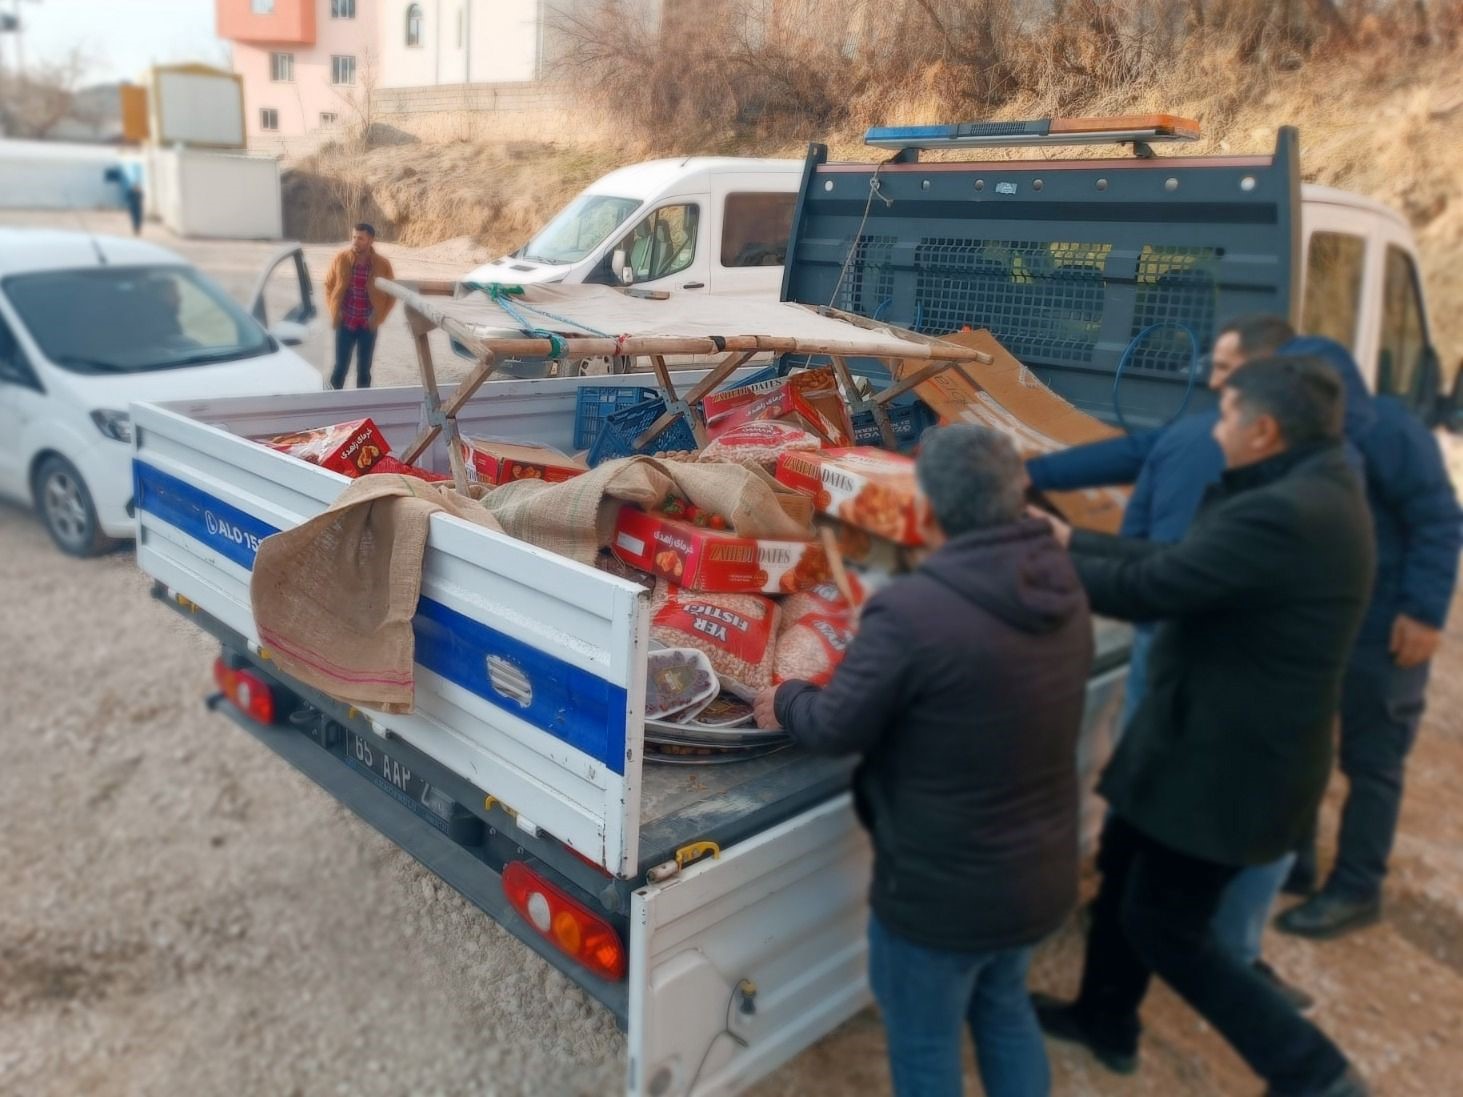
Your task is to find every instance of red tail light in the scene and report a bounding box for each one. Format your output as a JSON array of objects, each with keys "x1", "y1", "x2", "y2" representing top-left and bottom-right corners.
[
  {"x1": 213, "y1": 658, "x2": 277, "y2": 724},
  {"x1": 502, "y1": 861, "x2": 626, "y2": 981}
]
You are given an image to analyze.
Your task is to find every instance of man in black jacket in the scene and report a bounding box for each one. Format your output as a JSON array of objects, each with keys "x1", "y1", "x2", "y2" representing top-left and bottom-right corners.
[
  {"x1": 1032, "y1": 357, "x2": 1374, "y2": 1097},
  {"x1": 754, "y1": 424, "x2": 1093, "y2": 1097}
]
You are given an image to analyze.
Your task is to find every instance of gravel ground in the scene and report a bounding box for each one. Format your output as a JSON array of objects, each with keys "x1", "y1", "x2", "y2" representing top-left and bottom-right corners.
[{"x1": 3, "y1": 213, "x2": 1463, "y2": 1097}]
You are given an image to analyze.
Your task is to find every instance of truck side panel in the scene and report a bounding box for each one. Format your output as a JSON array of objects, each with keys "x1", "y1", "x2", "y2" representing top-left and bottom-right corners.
[{"x1": 132, "y1": 390, "x2": 650, "y2": 876}]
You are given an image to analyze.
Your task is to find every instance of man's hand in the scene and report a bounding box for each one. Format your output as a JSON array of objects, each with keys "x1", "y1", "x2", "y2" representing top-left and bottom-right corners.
[
  {"x1": 1026, "y1": 504, "x2": 1073, "y2": 548},
  {"x1": 1391, "y1": 614, "x2": 1443, "y2": 668},
  {"x1": 753, "y1": 687, "x2": 782, "y2": 730}
]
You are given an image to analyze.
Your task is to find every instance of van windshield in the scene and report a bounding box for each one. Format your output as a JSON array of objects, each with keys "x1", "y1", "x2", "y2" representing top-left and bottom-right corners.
[
  {"x1": 3, "y1": 265, "x2": 273, "y2": 374},
  {"x1": 519, "y1": 194, "x2": 641, "y2": 265}
]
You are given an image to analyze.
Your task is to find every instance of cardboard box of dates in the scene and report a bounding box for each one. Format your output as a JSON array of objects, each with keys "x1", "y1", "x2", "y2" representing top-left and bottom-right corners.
[
  {"x1": 460, "y1": 438, "x2": 587, "y2": 486},
  {"x1": 612, "y1": 504, "x2": 833, "y2": 595},
  {"x1": 701, "y1": 368, "x2": 854, "y2": 448},
  {"x1": 259, "y1": 417, "x2": 390, "y2": 477},
  {"x1": 775, "y1": 447, "x2": 924, "y2": 547}
]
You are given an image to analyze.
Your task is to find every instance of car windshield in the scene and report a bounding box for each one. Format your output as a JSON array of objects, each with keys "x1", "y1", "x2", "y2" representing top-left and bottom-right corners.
[
  {"x1": 3, "y1": 265, "x2": 273, "y2": 375},
  {"x1": 519, "y1": 194, "x2": 641, "y2": 265}
]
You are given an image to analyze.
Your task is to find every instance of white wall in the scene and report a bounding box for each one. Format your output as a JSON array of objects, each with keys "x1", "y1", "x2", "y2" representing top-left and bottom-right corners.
[
  {"x1": 468, "y1": 0, "x2": 540, "y2": 83},
  {"x1": 378, "y1": 0, "x2": 541, "y2": 89}
]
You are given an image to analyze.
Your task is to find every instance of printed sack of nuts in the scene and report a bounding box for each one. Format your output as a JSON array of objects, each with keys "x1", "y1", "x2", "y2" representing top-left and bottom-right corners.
[
  {"x1": 650, "y1": 586, "x2": 781, "y2": 700},
  {"x1": 697, "y1": 421, "x2": 822, "y2": 474},
  {"x1": 774, "y1": 611, "x2": 857, "y2": 688},
  {"x1": 778, "y1": 577, "x2": 866, "y2": 630}
]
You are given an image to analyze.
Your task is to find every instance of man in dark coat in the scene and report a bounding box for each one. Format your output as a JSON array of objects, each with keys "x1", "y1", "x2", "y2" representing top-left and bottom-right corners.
[
  {"x1": 1032, "y1": 357, "x2": 1374, "y2": 1097},
  {"x1": 754, "y1": 424, "x2": 1093, "y2": 1097},
  {"x1": 1276, "y1": 336, "x2": 1462, "y2": 937}
]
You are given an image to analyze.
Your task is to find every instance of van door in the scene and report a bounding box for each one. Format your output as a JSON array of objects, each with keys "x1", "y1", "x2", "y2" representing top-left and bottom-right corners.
[
  {"x1": 709, "y1": 177, "x2": 798, "y2": 300},
  {"x1": 604, "y1": 200, "x2": 711, "y2": 295},
  {"x1": 0, "y1": 309, "x2": 45, "y2": 502}
]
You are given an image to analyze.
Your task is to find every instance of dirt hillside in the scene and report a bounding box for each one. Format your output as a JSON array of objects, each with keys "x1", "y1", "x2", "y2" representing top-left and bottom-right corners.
[{"x1": 284, "y1": 51, "x2": 1463, "y2": 371}]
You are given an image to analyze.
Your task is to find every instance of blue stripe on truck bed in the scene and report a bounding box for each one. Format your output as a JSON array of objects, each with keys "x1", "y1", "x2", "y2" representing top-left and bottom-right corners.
[{"x1": 134, "y1": 460, "x2": 628, "y2": 774}]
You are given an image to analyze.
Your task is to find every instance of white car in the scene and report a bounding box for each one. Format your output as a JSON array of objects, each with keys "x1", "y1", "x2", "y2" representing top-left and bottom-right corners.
[{"x1": 0, "y1": 229, "x2": 322, "y2": 555}]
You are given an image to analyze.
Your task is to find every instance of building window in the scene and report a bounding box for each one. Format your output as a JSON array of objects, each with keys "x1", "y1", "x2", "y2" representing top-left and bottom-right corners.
[
  {"x1": 320, "y1": 112, "x2": 339, "y2": 127},
  {"x1": 269, "y1": 52, "x2": 293, "y2": 82},
  {"x1": 251, "y1": 0, "x2": 274, "y2": 13},
  {"x1": 331, "y1": 54, "x2": 357, "y2": 85},
  {"x1": 259, "y1": 108, "x2": 279, "y2": 131},
  {"x1": 406, "y1": 3, "x2": 424, "y2": 47},
  {"x1": 331, "y1": 0, "x2": 357, "y2": 17}
]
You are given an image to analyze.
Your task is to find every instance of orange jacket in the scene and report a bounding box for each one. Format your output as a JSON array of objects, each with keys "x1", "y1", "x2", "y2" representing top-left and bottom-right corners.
[{"x1": 324, "y1": 247, "x2": 396, "y2": 331}]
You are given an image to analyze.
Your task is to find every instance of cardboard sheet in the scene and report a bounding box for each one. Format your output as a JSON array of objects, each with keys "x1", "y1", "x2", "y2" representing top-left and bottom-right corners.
[{"x1": 897, "y1": 329, "x2": 1130, "y2": 533}]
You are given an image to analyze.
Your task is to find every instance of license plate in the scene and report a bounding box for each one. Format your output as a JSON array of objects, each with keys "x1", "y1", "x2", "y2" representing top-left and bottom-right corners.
[{"x1": 344, "y1": 731, "x2": 457, "y2": 823}]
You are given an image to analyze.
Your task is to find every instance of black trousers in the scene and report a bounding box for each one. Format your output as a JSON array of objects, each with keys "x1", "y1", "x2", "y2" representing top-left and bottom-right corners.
[
  {"x1": 1076, "y1": 815, "x2": 1349, "y2": 1093},
  {"x1": 125, "y1": 187, "x2": 143, "y2": 235},
  {"x1": 331, "y1": 325, "x2": 377, "y2": 389}
]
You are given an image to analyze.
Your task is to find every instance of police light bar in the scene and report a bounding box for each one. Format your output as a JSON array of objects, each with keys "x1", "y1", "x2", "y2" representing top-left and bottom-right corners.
[{"x1": 865, "y1": 114, "x2": 1201, "y2": 151}]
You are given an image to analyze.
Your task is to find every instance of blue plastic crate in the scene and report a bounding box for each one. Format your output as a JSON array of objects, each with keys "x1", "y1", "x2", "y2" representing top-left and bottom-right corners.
[
  {"x1": 588, "y1": 398, "x2": 700, "y2": 467},
  {"x1": 573, "y1": 385, "x2": 659, "y2": 451},
  {"x1": 851, "y1": 401, "x2": 938, "y2": 451}
]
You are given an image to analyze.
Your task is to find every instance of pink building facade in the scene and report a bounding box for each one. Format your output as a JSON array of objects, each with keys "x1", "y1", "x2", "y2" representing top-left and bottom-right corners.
[{"x1": 219, "y1": 0, "x2": 556, "y2": 141}]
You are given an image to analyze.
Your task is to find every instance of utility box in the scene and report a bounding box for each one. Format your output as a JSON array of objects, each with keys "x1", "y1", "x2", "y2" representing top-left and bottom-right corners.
[{"x1": 149, "y1": 147, "x2": 283, "y2": 239}]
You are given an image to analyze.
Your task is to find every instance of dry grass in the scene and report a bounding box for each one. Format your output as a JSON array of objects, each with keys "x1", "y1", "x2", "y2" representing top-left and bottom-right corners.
[{"x1": 285, "y1": 1, "x2": 1463, "y2": 364}]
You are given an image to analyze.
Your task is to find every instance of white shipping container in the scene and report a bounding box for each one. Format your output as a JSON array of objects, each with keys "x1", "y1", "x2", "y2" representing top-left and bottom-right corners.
[{"x1": 150, "y1": 148, "x2": 283, "y2": 240}]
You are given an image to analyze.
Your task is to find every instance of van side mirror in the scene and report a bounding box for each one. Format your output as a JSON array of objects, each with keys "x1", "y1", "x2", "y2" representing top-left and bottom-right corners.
[{"x1": 611, "y1": 247, "x2": 633, "y2": 286}]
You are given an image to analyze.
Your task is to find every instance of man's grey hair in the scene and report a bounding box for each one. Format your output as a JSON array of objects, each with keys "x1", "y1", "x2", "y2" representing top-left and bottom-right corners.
[{"x1": 915, "y1": 424, "x2": 1025, "y2": 537}]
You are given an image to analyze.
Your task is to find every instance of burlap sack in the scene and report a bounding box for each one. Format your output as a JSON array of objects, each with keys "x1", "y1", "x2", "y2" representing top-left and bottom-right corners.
[
  {"x1": 476, "y1": 455, "x2": 812, "y2": 565},
  {"x1": 251, "y1": 474, "x2": 502, "y2": 713},
  {"x1": 250, "y1": 456, "x2": 807, "y2": 713}
]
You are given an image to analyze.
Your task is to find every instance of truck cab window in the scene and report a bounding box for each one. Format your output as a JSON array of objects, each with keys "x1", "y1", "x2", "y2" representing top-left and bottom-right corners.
[
  {"x1": 722, "y1": 192, "x2": 796, "y2": 267},
  {"x1": 1301, "y1": 231, "x2": 1365, "y2": 352},
  {"x1": 1377, "y1": 245, "x2": 1429, "y2": 406},
  {"x1": 620, "y1": 204, "x2": 700, "y2": 282}
]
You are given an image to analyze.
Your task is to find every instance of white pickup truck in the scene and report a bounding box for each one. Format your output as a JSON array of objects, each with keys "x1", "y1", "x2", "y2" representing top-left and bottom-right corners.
[{"x1": 130, "y1": 120, "x2": 1457, "y2": 1097}]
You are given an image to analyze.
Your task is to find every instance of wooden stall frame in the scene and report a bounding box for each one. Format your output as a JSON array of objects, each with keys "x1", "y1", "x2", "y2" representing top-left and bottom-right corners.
[{"x1": 376, "y1": 280, "x2": 994, "y2": 494}]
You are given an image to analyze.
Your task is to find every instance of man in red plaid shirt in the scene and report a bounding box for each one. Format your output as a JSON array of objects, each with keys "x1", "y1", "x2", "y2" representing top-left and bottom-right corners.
[{"x1": 324, "y1": 223, "x2": 395, "y2": 389}]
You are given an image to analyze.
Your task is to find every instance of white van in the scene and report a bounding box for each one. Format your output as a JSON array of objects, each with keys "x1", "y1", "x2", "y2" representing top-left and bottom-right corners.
[
  {"x1": 460, "y1": 157, "x2": 803, "y2": 299},
  {"x1": 0, "y1": 230, "x2": 322, "y2": 556}
]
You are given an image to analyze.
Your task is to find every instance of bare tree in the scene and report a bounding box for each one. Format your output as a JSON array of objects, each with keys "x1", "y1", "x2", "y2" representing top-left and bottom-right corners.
[{"x1": 2, "y1": 46, "x2": 89, "y2": 139}]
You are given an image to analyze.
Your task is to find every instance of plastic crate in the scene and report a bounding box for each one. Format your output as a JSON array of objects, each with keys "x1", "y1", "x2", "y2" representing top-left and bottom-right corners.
[
  {"x1": 573, "y1": 385, "x2": 658, "y2": 451},
  {"x1": 851, "y1": 401, "x2": 939, "y2": 451},
  {"x1": 588, "y1": 398, "x2": 700, "y2": 467}
]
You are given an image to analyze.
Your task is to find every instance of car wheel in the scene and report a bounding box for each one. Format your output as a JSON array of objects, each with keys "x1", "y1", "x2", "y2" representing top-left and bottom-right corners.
[{"x1": 34, "y1": 456, "x2": 114, "y2": 557}]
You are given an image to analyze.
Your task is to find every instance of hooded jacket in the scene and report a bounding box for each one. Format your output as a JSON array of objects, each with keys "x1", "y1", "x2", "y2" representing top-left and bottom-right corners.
[
  {"x1": 774, "y1": 520, "x2": 1093, "y2": 952},
  {"x1": 1282, "y1": 336, "x2": 1461, "y2": 647}
]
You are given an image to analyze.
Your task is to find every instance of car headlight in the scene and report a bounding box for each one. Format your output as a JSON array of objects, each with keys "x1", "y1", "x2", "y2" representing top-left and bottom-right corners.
[{"x1": 90, "y1": 409, "x2": 133, "y2": 443}]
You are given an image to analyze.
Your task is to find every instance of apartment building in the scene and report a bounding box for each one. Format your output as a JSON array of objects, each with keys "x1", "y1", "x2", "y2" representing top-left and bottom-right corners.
[{"x1": 217, "y1": 0, "x2": 551, "y2": 139}]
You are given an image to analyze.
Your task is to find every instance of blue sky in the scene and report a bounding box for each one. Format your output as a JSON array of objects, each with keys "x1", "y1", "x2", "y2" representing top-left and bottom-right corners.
[{"x1": 5, "y1": 0, "x2": 228, "y2": 85}]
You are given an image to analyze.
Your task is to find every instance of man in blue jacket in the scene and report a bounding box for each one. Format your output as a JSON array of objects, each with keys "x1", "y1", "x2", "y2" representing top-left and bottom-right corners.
[
  {"x1": 1029, "y1": 315, "x2": 1294, "y2": 735},
  {"x1": 1276, "y1": 336, "x2": 1462, "y2": 937}
]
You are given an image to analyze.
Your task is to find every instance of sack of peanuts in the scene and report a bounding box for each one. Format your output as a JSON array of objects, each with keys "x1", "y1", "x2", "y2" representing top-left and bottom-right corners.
[
  {"x1": 778, "y1": 577, "x2": 866, "y2": 629},
  {"x1": 650, "y1": 585, "x2": 780, "y2": 700},
  {"x1": 774, "y1": 610, "x2": 857, "y2": 688},
  {"x1": 697, "y1": 421, "x2": 822, "y2": 474}
]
